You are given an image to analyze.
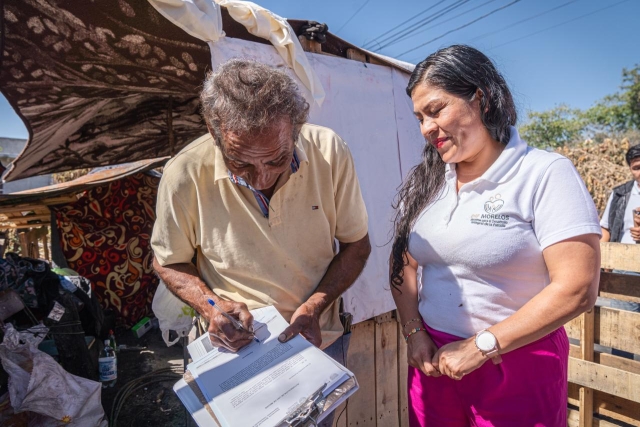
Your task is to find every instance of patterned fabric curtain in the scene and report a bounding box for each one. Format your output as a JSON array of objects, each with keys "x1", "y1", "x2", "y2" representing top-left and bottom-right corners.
[{"x1": 51, "y1": 172, "x2": 160, "y2": 327}]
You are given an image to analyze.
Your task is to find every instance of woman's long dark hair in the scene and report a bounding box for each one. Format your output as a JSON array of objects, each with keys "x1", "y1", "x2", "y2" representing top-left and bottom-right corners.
[{"x1": 390, "y1": 45, "x2": 518, "y2": 290}]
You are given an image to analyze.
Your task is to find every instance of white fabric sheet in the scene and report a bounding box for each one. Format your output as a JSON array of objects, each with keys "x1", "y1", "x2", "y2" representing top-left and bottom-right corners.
[{"x1": 147, "y1": 0, "x2": 325, "y2": 104}]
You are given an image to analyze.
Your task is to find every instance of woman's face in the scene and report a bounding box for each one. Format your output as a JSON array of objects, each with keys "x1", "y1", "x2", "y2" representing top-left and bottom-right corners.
[{"x1": 411, "y1": 82, "x2": 491, "y2": 164}]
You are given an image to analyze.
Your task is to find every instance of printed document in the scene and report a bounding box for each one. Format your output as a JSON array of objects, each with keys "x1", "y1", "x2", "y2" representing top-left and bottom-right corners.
[{"x1": 186, "y1": 306, "x2": 349, "y2": 427}]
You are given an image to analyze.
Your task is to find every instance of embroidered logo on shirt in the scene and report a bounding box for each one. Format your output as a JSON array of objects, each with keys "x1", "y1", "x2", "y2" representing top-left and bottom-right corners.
[
  {"x1": 471, "y1": 194, "x2": 510, "y2": 228},
  {"x1": 484, "y1": 194, "x2": 504, "y2": 213},
  {"x1": 311, "y1": 206, "x2": 319, "y2": 210}
]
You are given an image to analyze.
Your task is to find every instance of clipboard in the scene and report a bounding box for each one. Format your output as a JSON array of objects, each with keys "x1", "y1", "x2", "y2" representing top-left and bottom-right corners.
[
  {"x1": 173, "y1": 305, "x2": 359, "y2": 427},
  {"x1": 175, "y1": 365, "x2": 358, "y2": 427}
]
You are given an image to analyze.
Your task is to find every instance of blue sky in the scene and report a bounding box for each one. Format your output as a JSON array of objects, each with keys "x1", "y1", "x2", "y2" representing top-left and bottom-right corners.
[{"x1": 1, "y1": 0, "x2": 639, "y2": 139}]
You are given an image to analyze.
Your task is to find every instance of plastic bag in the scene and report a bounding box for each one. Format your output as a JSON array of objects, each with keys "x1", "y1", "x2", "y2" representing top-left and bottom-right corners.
[
  {"x1": 0, "y1": 324, "x2": 108, "y2": 426},
  {"x1": 152, "y1": 279, "x2": 195, "y2": 346}
]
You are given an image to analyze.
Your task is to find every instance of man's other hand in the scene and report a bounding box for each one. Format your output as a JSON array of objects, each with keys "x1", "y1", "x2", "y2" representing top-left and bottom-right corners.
[
  {"x1": 278, "y1": 302, "x2": 322, "y2": 347},
  {"x1": 207, "y1": 299, "x2": 254, "y2": 352}
]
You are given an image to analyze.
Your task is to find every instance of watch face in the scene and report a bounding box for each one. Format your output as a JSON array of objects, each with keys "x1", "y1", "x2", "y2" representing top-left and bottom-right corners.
[{"x1": 476, "y1": 331, "x2": 497, "y2": 352}]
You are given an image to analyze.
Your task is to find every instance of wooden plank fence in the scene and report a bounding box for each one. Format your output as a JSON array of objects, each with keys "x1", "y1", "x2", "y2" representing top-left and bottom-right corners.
[
  {"x1": 335, "y1": 242, "x2": 640, "y2": 427},
  {"x1": 567, "y1": 242, "x2": 640, "y2": 427}
]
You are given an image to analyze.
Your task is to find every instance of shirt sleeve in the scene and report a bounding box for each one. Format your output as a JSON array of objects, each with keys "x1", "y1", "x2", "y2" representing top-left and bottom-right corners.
[
  {"x1": 151, "y1": 170, "x2": 198, "y2": 266},
  {"x1": 332, "y1": 136, "x2": 369, "y2": 243},
  {"x1": 599, "y1": 192, "x2": 614, "y2": 229},
  {"x1": 532, "y1": 157, "x2": 602, "y2": 250}
]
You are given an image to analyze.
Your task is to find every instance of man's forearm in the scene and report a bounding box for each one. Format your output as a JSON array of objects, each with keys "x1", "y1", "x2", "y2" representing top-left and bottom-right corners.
[
  {"x1": 152, "y1": 257, "x2": 217, "y2": 317},
  {"x1": 305, "y1": 234, "x2": 371, "y2": 315}
]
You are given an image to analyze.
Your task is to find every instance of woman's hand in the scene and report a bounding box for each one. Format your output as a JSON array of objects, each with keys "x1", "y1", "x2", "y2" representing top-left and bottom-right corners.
[
  {"x1": 432, "y1": 336, "x2": 487, "y2": 380},
  {"x1": 407, "y1": 331, "x2": 442, "y2": 377}
]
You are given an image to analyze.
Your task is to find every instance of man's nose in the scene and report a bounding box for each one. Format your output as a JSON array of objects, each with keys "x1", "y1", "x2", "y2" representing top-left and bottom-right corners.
[{"x1": 249, "y1": 166, "x2": 272, "y2": 190}]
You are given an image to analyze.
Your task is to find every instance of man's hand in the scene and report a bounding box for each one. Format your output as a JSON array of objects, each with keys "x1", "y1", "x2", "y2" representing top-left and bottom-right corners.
[
  {"x1": 407, "y1": 331, "x2": 441, "y2": 378},
  {"x1": 432, "y1": 336, "x2": 487, "y2": 380},
  {"x1": 207, "y1": 299, "x2": 255, "y2": 352},
  {"x1": 278, "y1": 303, "x2": 322, "y2": 347},
  {"x1": 630, "y1": 226, "x2": 640, "y2": 242}
]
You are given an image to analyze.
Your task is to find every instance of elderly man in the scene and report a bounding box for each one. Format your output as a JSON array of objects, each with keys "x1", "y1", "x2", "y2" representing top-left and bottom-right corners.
[{"x1": 151, "y1": 59, "x2": 370, "y2": 372}]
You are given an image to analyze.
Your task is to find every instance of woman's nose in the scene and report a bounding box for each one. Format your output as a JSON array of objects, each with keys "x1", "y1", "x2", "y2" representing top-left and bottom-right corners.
[{"x1": 421, "y1": 119, "x2": 437, "y2": 138}]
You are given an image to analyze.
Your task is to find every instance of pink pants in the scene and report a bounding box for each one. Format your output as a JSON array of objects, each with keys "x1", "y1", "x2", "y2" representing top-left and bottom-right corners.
[{"x1": 408, "y1": 324, "x2": 569, "y2": 427}]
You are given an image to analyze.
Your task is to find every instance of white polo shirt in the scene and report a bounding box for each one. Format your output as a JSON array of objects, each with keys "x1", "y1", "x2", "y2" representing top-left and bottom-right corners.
[
  {"x1": 600, "y1": 182, "x2": 640, "y2": 244},
  {"x1": 408, "y1": 127, "x2": 601, "y2": 339}
]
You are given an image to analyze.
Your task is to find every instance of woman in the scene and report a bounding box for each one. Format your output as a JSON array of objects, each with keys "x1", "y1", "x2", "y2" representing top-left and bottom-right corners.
[{"x1": 390, "y1": 45, "x2": 601, "y2": 426}]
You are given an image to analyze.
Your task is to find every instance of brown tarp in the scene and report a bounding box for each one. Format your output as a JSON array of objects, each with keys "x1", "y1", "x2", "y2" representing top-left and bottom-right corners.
[{"x1": 0, "y1": 0, "x2": 410, "y2": 181}]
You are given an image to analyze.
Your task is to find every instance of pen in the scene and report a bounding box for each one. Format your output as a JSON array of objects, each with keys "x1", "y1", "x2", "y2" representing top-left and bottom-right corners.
[{"x1": 206, "y1": 298, "x2": 260, "y2": 343}]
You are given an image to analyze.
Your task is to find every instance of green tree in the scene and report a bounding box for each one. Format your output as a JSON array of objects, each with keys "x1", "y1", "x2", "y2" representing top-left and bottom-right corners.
[
  {"x1": 519, "y1": 105, "x2": 585, "y2": 149},
  {"x1": 583, "y1": 66, "x2": 640, "y2": 134},
  {"x1": 520, "y1": 65, "x2": 640, "y2": 147}
]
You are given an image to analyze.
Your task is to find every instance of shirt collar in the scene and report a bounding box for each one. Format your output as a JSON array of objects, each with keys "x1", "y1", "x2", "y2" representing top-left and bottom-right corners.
[
  {"x1": 633, "y1": 181, "x2": 640, "y2": 195},
  {"x1": 445, "y1": 126, "x2": 527, "y2": 184},
  {"x1": 213, "y1": 135, "x2": 309, "y2": 183}
]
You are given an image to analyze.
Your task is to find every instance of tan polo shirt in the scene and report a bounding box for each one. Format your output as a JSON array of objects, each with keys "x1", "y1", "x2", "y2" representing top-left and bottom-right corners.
[{"x1": 151, "y1": 124, "x2": 368, "y2": 347}]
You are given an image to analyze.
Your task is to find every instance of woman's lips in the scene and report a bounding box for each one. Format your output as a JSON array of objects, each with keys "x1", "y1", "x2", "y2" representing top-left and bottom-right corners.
[{"x1": 432, "y1": 137, "x2": 449, "y2": 148}]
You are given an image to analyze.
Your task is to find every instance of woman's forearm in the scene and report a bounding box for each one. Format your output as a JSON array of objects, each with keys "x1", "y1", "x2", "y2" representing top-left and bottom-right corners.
[
  {"x1": 391, "y1": 255, "x2": 422, "y2": 330},
  {"x1": 489, "y1": 235, "x2": 600, "y2": 354},
  {"x1": 489, "y1": 281, "x2": 595, "y2": 354}
]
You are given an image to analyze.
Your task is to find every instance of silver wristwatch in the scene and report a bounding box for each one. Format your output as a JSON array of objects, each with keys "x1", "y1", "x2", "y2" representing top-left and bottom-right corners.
[{"x1": 474, "y1": 329, "x2": 502, "y2": 365}]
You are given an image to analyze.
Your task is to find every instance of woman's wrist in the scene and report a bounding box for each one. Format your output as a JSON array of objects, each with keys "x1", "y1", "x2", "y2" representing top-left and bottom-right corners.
[
  {"x1": 402, "y1": 317, "x2": 423, "y2": 333},
  {"x1": 404, "y1": 326, "x2": 427, "y2": 342}
]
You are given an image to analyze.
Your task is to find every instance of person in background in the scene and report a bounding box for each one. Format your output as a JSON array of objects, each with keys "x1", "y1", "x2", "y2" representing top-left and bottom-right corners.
[
  {"x1": 151, "y1": 59, "x2": 370, "y2": 426},
  {"x1": 600, "y1": 144, "x2": 640, "y2": 244},
  {"x1": 390, "y1": 45, "x2": 601, "y2": 427},
  {"x1": 597, "y1": 143, "x2": 640, "y2": 360}
]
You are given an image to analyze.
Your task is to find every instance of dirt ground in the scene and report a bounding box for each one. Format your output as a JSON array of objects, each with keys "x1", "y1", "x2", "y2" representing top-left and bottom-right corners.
[{"x1": 101, "y1": 326, "x2": 191, "y2": 427}]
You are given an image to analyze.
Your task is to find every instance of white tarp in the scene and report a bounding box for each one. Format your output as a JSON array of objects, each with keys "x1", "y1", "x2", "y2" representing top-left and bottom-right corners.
[
  {"x1": 148, "y1": 0, "x2": 425, "y2": 323},
  {"x1": 148, "y1": 0, "x2": 325, "y2": 104}
]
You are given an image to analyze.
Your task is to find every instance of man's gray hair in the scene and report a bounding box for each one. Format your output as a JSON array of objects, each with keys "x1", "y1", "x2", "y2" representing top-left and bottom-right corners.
[{"x1": 200, "y1": 59, "x2": 310, "y2": 145}]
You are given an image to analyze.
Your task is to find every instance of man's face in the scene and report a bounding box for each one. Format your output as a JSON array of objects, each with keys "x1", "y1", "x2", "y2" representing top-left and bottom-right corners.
[
  {"x1": 631, "y1": 157, "x2": 640, "y2": 186},
  {"x1": 218, "y1": 120, "x2": 296, "y2": 192}
]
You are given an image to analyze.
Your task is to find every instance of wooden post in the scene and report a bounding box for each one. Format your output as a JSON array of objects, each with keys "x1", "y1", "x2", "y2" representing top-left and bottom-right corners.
[
  {"x1": 18, "y1": 231, "x2": 28, "y2": 257},
  {"x1": 397, "y1": 321, "x2": 409, "y2": 427},
  {"x1": 298, "y1": 35, "x2": 322, "y2": 54},
  {"x1": 579, "y1": 308, "x2": 595, "y2": 427},
  {"x1": 375, "y1": 316, "x2": 399, "y2": 427},
  {"x1": 42, "y1": 231, "x2": 50, "y2": 262},
  {"x1": 346, "y1": 48, "x2": 367, "y2": 63},
  {"x1": 346, "y1": 320, "x2": 376, "y2": 426}
]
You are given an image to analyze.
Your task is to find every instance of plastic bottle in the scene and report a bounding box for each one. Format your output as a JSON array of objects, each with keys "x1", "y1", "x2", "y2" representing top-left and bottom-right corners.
[
  {"x1": 99, "y1": 339, "x2": 117, "y2": 388},
  {"x1": 109, "y1": 329, "x2": 117, "y2": 353}
]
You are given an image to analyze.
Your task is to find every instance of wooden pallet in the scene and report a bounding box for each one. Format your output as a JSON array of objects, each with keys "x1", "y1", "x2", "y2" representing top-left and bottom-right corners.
[{"x1": 566, "y1": 242, "x2": 640, "y2": 427}]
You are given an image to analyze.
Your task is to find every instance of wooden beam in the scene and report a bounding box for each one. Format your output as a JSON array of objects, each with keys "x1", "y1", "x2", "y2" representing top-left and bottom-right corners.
[
  {"x1": 298, "y1": 35, "x2": 322, "y2": 54},
  {"x1": 0, "y1": 221, "x2": 51, "y2": 230},
  {"x1": 599, "y1": 271, "x2": 640, "y2": 303},
  {"x1": 569, "y1": 357, "x2": 640, "y2": 403},
  {"x1": 347, "y1": 321, "x2": 376, "y2": 426},
  {"x1": 596, "y1": 306, "x2": 640, "y2": 355},
  {"x1": 397, "y1": 322, "x2": 409, "y2": 427},
  {"x1": 570, "y1": 344, "x2": 640, "y2": 375},
  {"x1": 42, "y1": 232, "x2": 50, "y2": 262},
  {"x1": 375, "y1": 319, "x2": 399, "y2": 427},
  {"x1": 568, "y1": 408, "x2": 623, "y2": 427},
  {"x1": 579, "y1": 309, "x2": 595, "y2": 427},
  {"x1": 600, "y1": 242, "x2": 640, "y2": 272},
  {"x1": 346, "y1": 48, "x2": 367, "y2": 63},
  {"x1": 566, "y1": 307, "x2": 640, "y2": 355},
  {"x1": 569, "y1": 383, "x2": 640, "y2": 426}
]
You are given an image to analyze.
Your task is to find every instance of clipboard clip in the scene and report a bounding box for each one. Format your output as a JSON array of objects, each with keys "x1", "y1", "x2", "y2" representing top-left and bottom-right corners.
[{"x1": 283, "y1": 383, "x2": 327, "y2": 427}]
